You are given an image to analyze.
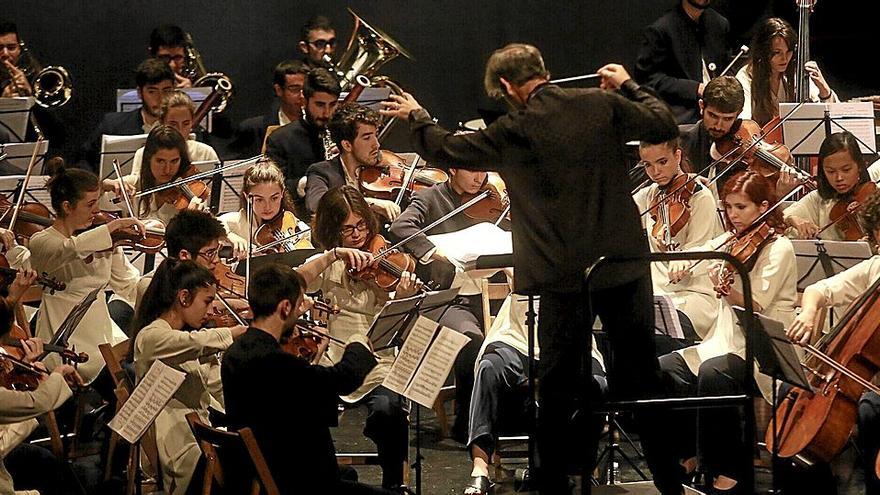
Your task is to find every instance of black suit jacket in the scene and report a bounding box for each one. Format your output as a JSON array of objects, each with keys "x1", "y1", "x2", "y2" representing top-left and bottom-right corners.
[
  {"x1": 634, "y1": 5, "x2": 729, "y2": 124},
  {"x1": 680, "y1": 120, "x2": 711, "y2": 176},
  {"x1": 304, "y1": 156, "x2": 346, "y2": 217},
  {"x1": 77, "y1": 108, "x2": 145, "y2": 172},
  {"x1": 407, "y1": 81, "x2": 678, "y2": 293},
  {"x1": 226, "y1": 104, "x2": 281, "y2": 159},
  {"x1": 265, "y1": 118, "x2": 324, "y2": 195}
]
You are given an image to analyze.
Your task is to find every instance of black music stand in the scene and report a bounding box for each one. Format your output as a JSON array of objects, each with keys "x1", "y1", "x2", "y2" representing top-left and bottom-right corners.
[
  {"x1": 234, "y1": 248, "x2": 320, "y2": 275},
  {"x1": 733, "y1": 307, "x2": 812, "y2": 495},
  {"x1": 0, "y1": 97, "x2": 33, "y2": 142}
]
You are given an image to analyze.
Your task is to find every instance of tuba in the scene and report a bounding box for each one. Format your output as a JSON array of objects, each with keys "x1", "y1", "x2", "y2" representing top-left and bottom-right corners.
[
  {"x1": 0, "y1": 40, "x2": 72, "y2": 109},
  {"x1": 181, "y1": 33, "x2": 234, "y2": 113},
  {"x1": 331, "y1": 9, "x2": 413, "y2": 93}
]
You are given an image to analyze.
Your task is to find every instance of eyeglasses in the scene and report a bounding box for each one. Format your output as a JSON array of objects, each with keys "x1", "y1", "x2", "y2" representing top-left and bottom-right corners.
[
  {"x1": 340, "y1": 220, "x2": 368, "y2": 237},
  {"x1": 158, "y1": 54, "x2": 186, "y2": 64},
  {"x1": 197, "y1": 247, "x2": 219, "y2": 261},
  {"x1": 307, "y1": 38, "x2": 336, "y2": 50},
  {"x1": 284, "y1": 84, "x2": 304, "y2": 93}
]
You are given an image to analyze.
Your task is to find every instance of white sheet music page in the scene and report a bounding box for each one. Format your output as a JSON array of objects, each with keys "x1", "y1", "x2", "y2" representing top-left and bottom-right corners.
[
  {"x1": 382, "y1": 315, "x2": 437, "y2": 396},
  {"x1": 108, "y1": 360, "x2": 185, "y2": 444},
  {"x1": 427, "y1": 222, "x2": 512, "y2": 271},
  {"x1": 405, "y1": 326, "x2": 469, "y2": 408}
]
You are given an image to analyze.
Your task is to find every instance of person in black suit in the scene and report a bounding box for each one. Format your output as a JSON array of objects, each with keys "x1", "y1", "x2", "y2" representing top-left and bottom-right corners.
[
  {"x1": 305, "y1": 102, "x2": 400, "y2": 221},
  {"x1": 226, "y1": 60, "x2": 308, "y2": 159},
  {"x1": 634, "y1": 0, "x2": 729, "y2": 124},
  {"x1": 77, "y1": 58, "x2": 175, "y2": 172},
  {"x1": 221, "y1": 263, "x2": 394, "y2": 494},
  {"x1": 382, "y1": 44, "x2": 683, "y2": 494},
  {"x1": 265, "y1": 68, "x2": 339, "y2": 214},
  {"x1": 298, "y1": 15, "x2": 337, "y2": 71}
]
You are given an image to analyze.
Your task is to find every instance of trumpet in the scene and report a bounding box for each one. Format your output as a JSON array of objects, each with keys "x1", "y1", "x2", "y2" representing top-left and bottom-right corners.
[
  {"x1": 0, "y1": 39, "x2": 72, "y2": 109},
  {"x1": 181, "y1": 33, "x2": 233, "y2": 113}
]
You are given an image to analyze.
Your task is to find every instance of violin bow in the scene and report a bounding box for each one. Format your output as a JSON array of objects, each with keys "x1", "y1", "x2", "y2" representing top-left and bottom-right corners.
[
  {"x1": 7, "y1": 138, "x2": 43, "y2": 233},
  {"x1": 245, "y1": 193, "x2": 254, "y2": 299},
  {"x1": 214, "y1": 293, "x2": 248, "y2": 327},
  {"x1": 252, "y1": 227, "x2": 312, "y2": 255},
  {"x1": 131, "y1": 155, "x2": 262, "y2": 199},
  {"x1": 394, "y1": 155, "x2": 420, "y2": 206},
  {"x1": 112, "y1": 159, "x2": 138, "y2": 221}
]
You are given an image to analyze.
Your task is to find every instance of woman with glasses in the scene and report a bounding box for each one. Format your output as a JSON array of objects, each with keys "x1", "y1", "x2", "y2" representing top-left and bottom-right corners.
[{"x1": 293, "y1": 185, "x2": 422, "y2": 491}]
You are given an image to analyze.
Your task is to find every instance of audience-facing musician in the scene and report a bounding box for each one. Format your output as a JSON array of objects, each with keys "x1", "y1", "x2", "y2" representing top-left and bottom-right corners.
[
  {"x1": 303, "y1": 185, "x2": 422, "y2": 490},
  {"x1": 79, "y1": 58, "x2": 175, "y2": 171},
  {"x1": 661, "y1": 170, "x2": 797, "y2": 493},
  {"x1": 130, "y1": 259, "x2": 246, "y2": 494},
  {"x1": 148, "y1": 24, "x2": 192, "y2": 89},
  {"x1": 632, "y1": 137, "x2": 722, "y2": 340},
  {"x1": 219, "y1": 159, "x2": 311, "y2": 257},
  {"x1": 221, "y1": 264, "x2": 396, "y2": 494},
  {"x1": 227, "y1": 60, "x2": 308, "y2": 159},
  {"x1": 305, "y1": 102, "x2": 400, "y2": 221},
  {"x1": 783, "y1": 132, "x2": 877, "y2": 240},
  {"x1": 633, "y1": 0, "x2": 730, "y2": 124},
  {"x1": 298, "y1": 15, "x2": 337, "y2": 70},
  {"x1": 266, "y1": 68, "x2": 340, "y2": 216},
  {"x1": 790, "y1": 190, "x2": 880, "y2": 495},
  {"x1": 735, "y1": 17, "x2": 837, "y2": 127},
  {"x1": 125, "y1": 125, "x2": 208, "y2": 225}
]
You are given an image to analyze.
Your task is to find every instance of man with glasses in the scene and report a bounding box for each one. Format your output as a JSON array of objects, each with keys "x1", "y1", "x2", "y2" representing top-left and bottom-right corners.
[
  {"x1": 77, "y1": 58, "x2": 175, "y2": 171},
  {"x1": 148, "y1": 24, "x2": 193, "y2": 88},
  {"x1": 228, "y1": 60, "x2": 309, "y2": 159},
  {"x1": 298, "y1": 15, "x2": 337, "y2": 70}
]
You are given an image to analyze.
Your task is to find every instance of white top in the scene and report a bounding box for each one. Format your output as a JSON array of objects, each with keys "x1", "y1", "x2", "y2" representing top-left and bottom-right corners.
[
  {"x1": 783, "y1": 190, "x2": 843, "y2": 241},
  {"x1": 633, "y1": 178, "x2": 723, "y2": 337},
  {"x1": 678, "y1": 232, "x2": 798, "y2": 400},
  {"x1": 809, "y1": 255, "x2": 880, "y2": 309},
  {"x1": 133, "y1": 318, "x2": 233, "y2": 495},
  {"x1": 735, "y1": 66, "x2": 839, "y2": 122},
  {"x1": 218, "y1": 209, "x2": 312, "y2": 252}
]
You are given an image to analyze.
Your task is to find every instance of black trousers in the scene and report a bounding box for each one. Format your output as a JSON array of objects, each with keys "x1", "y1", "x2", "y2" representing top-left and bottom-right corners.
[
  {"x1": 360, "y1": 386, "x2": 410, "y2": 489},
  {"x1": 659, "y1": 352, "x2": 753, "y2": 482},
  {"x1": 537, "y1": 273, "x2": 682, "y2": 494},
  {"x1": 859, "y1": 391, "x2": 880, "y2": 495},
  {"x1": 4, "y1": 442, "x2": 66, "y2": 495}
]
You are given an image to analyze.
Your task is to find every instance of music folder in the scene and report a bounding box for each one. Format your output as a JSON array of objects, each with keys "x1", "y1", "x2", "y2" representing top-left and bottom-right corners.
[{"x1": 732, "y1": 306, "x2": 811, "y2": 392}]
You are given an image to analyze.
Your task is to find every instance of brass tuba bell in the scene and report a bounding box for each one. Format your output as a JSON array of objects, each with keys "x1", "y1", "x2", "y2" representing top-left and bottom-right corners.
[
  {"x1": 33, "y1": 66, "x2": 73, "y2": 109},
  {"x1": 182, "y1": 33, "x2": 234, "y2": 113},
  {"x1": 332, "y1": 8, "x2": 413, "y2": 92}
]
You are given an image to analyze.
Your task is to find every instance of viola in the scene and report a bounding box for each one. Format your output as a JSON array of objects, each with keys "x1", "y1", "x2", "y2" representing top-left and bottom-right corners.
[
  {"x1": 647, "y1": 174, "x2": 697, "y2": 251},
  {"x1": 714, "y1": 222, "x2": 777, "y2": 298},
  {"x1": 0, "y1": 196, "x2": 53, "y2": 243},
  {"x1": 824, "y1": 182, "x2": 877, "y2": 241},
  {"x1": 346, "y1": 233, "x2": 419, "y2": 292},
  {"x1": 0, "y1": 263, "x2": 66, "y2": 294},
  {"x1": 280, "y1": 318, "x2": 345, "y2": 362},
  {"x1": 253, "y1": 210, "x2": 311, "y2": 254},
  {"x1": 359, "y1": 150, "x2": 448, "y2": 201},
  {"x1": 205, "y1": 295, "x2": 252, "y2": 328},
  {"x1": 155, "y1": 165, "x2": 210, "y2": 211},
  {"x1": 89, "y1": 212, "x2": 166, "y2": 254},
  {"x1": 213, "y1": 262, "x2": 247, "y2": 298},
  {"x1": 714, "y1": 119, "x2": 815, "y2": 193},
  {"x1": 462, "y1": 172, "x2": 510, "y2": 223},
  {"x1": 0, "y1": 323, "x2": 86, "y2": 391}
]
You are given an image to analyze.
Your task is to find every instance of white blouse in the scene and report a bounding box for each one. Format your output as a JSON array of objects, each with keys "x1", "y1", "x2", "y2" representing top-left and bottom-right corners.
[
  {"x1": 218, "y1": 209, "x2": 312, "y2": 252},
  {"x1": 736, "y1": 66, "x2": 839, "y2": 123}
]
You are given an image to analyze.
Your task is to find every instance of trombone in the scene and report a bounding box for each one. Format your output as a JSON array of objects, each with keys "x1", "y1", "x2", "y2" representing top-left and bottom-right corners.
[
  {"x1": 181, "y1": 33, "x2": 233, "y2": 113},
  {"x1": 0, "y1": 39, "x2": 72, "y2": 109}
]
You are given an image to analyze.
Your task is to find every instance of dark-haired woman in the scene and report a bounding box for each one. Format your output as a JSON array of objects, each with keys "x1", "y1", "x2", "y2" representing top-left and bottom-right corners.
[
  {"x1": 131, "y1": 259, "x2": 245, "y2": 494},
  {"x1": 735, "y1": 17, "x2": 837, "y2": 127},
  {"x1": 302, "y1": 185, "x2": 421, "y2": 490},
  {"x1": 784, "y1": 131, "x2": 873, "y2": 240},
  {"x1": 25, "y1": 167, "x2": 143, "y2": 385},
  {"x1": 662, "y1": 170, "x2": 797, "y2": 493}
]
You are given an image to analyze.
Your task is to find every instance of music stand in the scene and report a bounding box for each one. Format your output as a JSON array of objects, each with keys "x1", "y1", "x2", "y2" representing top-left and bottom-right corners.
[
  {"x1": 233, "y1": 248, "x2": 319, "y2": 275},
  {"x1": 780, "y1": 102, "x2": 877, "y2": 157},
  {"x1": 0, "y1": 97, "x2": 35, "y2": 142},
  {"x1": 653, "y1": 295, "x2": 684, "y2": 340},
  {"x1": 793, "y1": 239, "x2": 872, "y2": 329},
  {"x1": 98, "y1": 133, "x2": 148, "y2": 181},
  {"x1": 117, "y1": 87, "x2": 214, "y2": 131},
  {"x1": 733, "y1": 306, "x2": 812, "y2": 495},
  {"x1": 0, "y1": 141, "x2": 49, "y2": 175}
]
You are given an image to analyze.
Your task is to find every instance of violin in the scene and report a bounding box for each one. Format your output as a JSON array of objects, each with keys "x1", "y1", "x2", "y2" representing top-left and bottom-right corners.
[
  {"x1": 88, "y1": 212, "x2": 166, "y2": 254},
  {"x1": 824, "y1": 182, "x2": 877, "y2": 241},
  {"x1": 346, "y1": 233, "x2": 419, "y2": 292},
  {"x1": 359, "y1": 150, "x2": 449, "y2": 201},
  {"x1": 714, "y1": 119, "x2": 815, "y2": 192},
  {"x1": 253, "y1": 210, "x2": 311, "y2": 254},
  {"x1": 714, "y1": 222, "x2": 777, "y2": 298},
  {"x1": 462, "y1": 172, "x2": 510, "y2": 223},
  {"x1": 281, "y1": 318, "x2": 346, "y2": 362},
  {"x1": 205, "y1": 295, "x2": 252, "y2": 328},
  {"x1": 647, "y1": 174, "x2": 697, "y2": 251},
  {"x1": 155, "y1": 165, "x2": 210, "y2": 211},
  {"x1": 1, "y1": 323, "x2": 86, "y2": 391},
  {"x1": 0, "y1": 195, "x2": 53, "y2": 243},
  {"x1": 213, "y1": 262, "x2": 247, "y2": 298},
  {"x1": 0, "y1": 263, "x2": 66, "y2": 294}
]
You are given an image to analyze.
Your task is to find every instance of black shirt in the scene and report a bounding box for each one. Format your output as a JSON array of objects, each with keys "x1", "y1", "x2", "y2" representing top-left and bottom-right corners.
[
  {"x1": 265, "y1": 118, "x2": 325, "y2": 194},
  {"x1": 221, "y1": 327, "x2": 376, "y2": 492}
]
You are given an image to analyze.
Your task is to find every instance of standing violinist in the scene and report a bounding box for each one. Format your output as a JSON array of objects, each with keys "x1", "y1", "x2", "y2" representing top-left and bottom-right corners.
[
  {"x1": 220, "y1": 158, "x2": 312, "y2": 257},
  {"x1": 302, "y1": 185, "x2": 421, "y2": 491},
  {"x1": 130, "y1": 259, "x2": 246, "y2": 494},
  {"x1": 387, "y1": 164, "x2": 496, "y2": 442},
  {"x1": 305, "y1": 102, "x2": 401, "y2": 221},
  {"x1": 381, "y1": 44, "x2": 683, "y2": 494},
  {"x1": 661, "y1": 170, "x2": 797, "y2": 494},
  {"x1": 735, "y1": 17, "x2": 837, "y2": 127},
  {"x1": 788, "y1": 190, "x2": 880, "y2": 495},
  {"x1": 632, "y1": 137, "x2": 722, "y2": 341},
  {"x1": 783, "y1": 132, "x2": 876, "y2": 240}
]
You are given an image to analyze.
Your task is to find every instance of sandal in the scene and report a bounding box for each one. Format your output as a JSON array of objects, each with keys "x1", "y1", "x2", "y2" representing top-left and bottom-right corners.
[{"x1": 463, "y1": 475, "x2": 492, "y2": 495}]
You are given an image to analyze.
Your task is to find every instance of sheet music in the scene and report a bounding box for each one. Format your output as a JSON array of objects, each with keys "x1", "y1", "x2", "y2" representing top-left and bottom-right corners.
[
  {"x1": 653, "y1": 294, "x2": 684, "y2": 339},
  {"x1": 382, "y1": 315, "x2": 437, "y2": 396},
  {"x1": 108, "y1": 360, "x2": 185, "y2": 444},
  {"x1": 427, "y1": 222, "x2": 513, "y2": 270},
  {"x1": 0, "y1": 141, "x2": 49, "y2": 173},
  {"x1": 99, "y1": 133, "x2": 149, "y2": 181},
  {"x1": 780, "y1": 102, "x2": 876, "y2": 155},
  {"x1": 405, "y1": 326, "x2": 469, "y2": 408},
  {"x1": 0, "y1": 97, "x2": 35, "y2": 142}
]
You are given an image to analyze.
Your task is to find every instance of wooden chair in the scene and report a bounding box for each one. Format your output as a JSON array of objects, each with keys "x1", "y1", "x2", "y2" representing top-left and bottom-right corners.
[
  {"x1": 185, "y1": 412, "x2": 281, "y2": 495},
  {"x1": 260, "y1": 125, "x2": 281, "y2": 154},
  {"x1": 99, "y1": 340, "x2": 162, "y2": 494}
]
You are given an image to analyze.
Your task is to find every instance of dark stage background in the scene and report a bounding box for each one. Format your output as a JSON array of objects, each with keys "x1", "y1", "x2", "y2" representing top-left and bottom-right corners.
[{"x1": 3, "y1": 0, "x2": 877, "y2": 160}]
